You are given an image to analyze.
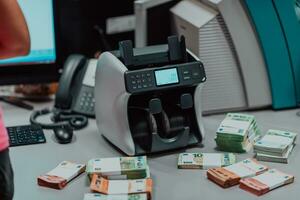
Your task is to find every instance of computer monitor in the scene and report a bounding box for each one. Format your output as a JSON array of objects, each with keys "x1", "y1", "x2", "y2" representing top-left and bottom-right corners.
[{"x1": 0, "y1": 0, "x2": 59, "y2": 85}]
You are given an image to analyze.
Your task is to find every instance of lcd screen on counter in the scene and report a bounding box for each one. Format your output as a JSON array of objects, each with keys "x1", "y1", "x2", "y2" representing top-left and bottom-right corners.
[{"x1": 155, "y1": 68, "x2": 179, "y2": 86}]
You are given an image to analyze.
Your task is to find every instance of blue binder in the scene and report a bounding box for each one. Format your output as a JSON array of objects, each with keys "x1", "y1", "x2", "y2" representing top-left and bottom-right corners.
[
  {"x1": 243, "y1": 0, "x2": 297, "y2": 109},
  {"x1": 272, "y1": 0, "x2": 300, "y2": 104}
]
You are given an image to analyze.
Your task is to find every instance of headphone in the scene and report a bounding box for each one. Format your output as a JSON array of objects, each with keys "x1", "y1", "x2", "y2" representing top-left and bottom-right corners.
[{"x1": 30, "y1": 108, "x2": 88, "y2": 130}]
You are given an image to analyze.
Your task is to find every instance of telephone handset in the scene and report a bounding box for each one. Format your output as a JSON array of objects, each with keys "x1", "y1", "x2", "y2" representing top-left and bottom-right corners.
[{"x1": 55, "y1": 54, "x2": 97, "y2": 117}]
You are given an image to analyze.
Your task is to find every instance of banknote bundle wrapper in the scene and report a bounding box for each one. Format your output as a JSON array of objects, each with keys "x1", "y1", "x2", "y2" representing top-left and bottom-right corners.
[
  {"x1": 207, "y1": 158, "x2": 268, "y2": 188},
  {"x1": 83, "y1": 193, "x2": 147, "y2": 200},
  {"x1": 215, "y1": 113, "x2": 261, "y2": 153},
  {"x1": 86, "y1": 156, "x2": 148, "y2": 180},
  {"x1": 90, "y1": 174, "x2": 152, "y2": 198},
  {"x1": 178, "y1": 153, "x2": 236, "y2": 169},
  {"x1": 254, "y1": 129, "x2": 297, "y2": 163},
  {"x1": 239, "y1": 169, "x2": 294, "y2": 196},
  {"x1": 37, "y1": 161, "x2": 86, "y2": 189}
]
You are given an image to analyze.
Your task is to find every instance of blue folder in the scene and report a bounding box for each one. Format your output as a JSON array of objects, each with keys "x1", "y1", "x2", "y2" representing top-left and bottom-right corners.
[{"x1": 243, "y1": 0, "x2": 297, "y2": 109}]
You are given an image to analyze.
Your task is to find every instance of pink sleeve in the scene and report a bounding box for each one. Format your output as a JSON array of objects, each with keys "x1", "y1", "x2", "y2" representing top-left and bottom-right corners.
[{"x1": 0, "y1": 106, "x2": 9, "y2": 151}]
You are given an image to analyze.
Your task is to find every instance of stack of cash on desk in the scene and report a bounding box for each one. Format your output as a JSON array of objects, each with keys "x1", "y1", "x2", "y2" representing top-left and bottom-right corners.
[
  {"x1": 86, "y1": 156, "x2": 150, "y2": 179},
  {"x1": 37, "y1": 161, "x2": 86, "y2": 189},
  {"x1": 207, "y1": 158, "x2": 268, "y2": 188},
  {"x1": 83, "y1": 193, "x2": 147, "y2": 200},
  {"x1": 215, "y1": 113, "x2": 261, "y2": 153},
  {"x1": 85, "y1": 156, "x2": 152, "y2": 200},
  {"x1": 239, "y1": 169, "x2": 294, "y2": 196},
  {"x1": 178, "y1": 153, "x2": 236, "y2": 169},
  {"x1": 254, "y1": 129, "x2": 297, "y2": 163}
]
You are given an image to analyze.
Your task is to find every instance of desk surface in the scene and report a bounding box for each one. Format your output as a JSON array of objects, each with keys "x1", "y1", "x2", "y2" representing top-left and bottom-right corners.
[{"x1": 2, "y1": 102, "x2": 300, "y2": 200}]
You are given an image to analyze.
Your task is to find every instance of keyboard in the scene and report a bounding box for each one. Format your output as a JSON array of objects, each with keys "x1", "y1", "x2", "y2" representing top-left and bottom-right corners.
[{"x1": 7, "y1": 124, "x2": 46, "y2": 147}]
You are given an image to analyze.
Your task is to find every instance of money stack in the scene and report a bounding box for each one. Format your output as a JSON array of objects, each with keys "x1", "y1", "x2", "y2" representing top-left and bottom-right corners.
[
  {"x1": 87, "y1": 156, "x2": 152, "y2": 199},
  {"x1": 86, "y1": 156, "x2": 149, "y2": 180},
  {"x1": 254, "y1": 129, "x2": 297, "y2": 163},
  {"x1": 90, "y1": 174, "x2": 153, "y2": 198},
  {"x1": 215, "y1": 113, "x2": 261, "y2": 153},
  {"x1": 178, "y1": 153, "x2": 236, "y2": 169},
  {"x1": 83, "y1": 193, "x2": 148, "y2": 200},
  {"x1": 37, "y1": 161, "x2": 86, "y2": 189},
  {"x1": 239, "y1": 169, "x2": 294, "y2": 196},
  {"x1": 207, "y1": 158, "x2": 268, "y2": 188}
]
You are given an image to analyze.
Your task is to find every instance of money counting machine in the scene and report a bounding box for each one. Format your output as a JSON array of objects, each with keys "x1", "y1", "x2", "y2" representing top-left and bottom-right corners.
[{"x1": 95, "y1": 36, "x2": 206, "y2": 155}]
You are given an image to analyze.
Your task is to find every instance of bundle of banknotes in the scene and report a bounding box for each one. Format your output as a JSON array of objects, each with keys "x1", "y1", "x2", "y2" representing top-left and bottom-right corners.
[
  {"x1": 254, "y1": 129, "x2": 297, "y2": 163},
  {"x1": 87, "y1": 156, "x2": 152, "y2": 199},
  {"x1": 37, "y1": 161, "x2": 86, "y2": 189},
  {"x1": 215, "y1": 113, "x2": 261, "y2": 153},
  {"x1": 90, "y1": 174, "x2": 153, "y2": 196},
  {"x1": 83, "y1": 193, "x2": 148, "y2": 200},
  {"x1": 178, "y1": 153, "x2": 236, "y2": 169},
  {"x1": 86, "y1": 156, "x2": 149, "y2": 180},
  {"x1": 207, "y1": 158, "x2": 268, "y2": 188},
  {"x1": 239, "y1": 169, "x2": 294, "y2": 196}
]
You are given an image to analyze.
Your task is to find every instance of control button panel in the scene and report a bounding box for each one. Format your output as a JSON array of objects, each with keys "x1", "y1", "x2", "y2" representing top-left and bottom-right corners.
[
  {"x1": 180, "y1": 63, "x2": 205, "y2": 84},
  {"x1": 125, "y1": 61, "x2": 206, "y2": 94},
  {"x1": 126, "y1": 71, "x2": 156, "y2": 92},
  {"x1": 181, "y1": 68, "x2": 192, "y2": 81}
]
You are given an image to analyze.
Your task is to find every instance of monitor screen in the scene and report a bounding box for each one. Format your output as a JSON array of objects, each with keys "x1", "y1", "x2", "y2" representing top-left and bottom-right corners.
[
  {"x1": 155, "y1": 68, "x2": 179, "y2": 86},
  {"x1": 0, "y1": 0, "x2": 56, "y2": 66}
]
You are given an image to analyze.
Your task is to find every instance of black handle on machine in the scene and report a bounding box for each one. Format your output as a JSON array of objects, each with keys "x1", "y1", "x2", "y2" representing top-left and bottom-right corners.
[
  {"x1": 119, "y1": 40, "x2": 134, "y2": 67},
  {"x1": 167, "y1": 35, "x2": 188, "y2": 63},
  {"x1": 119, "y1": 35, "x2": 188, "y2": 69}
]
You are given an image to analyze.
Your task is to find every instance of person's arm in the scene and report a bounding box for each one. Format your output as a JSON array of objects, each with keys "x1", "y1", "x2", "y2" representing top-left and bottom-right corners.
[{"x1": 0, "y1": 0, "x2": 30, "y2": 59}]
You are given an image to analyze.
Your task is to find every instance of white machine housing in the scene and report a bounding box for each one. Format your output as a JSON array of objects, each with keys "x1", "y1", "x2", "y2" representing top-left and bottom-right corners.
[{"x1": 95, "y1": 38, "x2": 206, "y2": 155}]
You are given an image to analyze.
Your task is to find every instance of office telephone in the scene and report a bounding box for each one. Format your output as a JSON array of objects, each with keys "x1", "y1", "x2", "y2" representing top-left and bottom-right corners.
[
  {"x1": 55, "y1": 54, "x2": 97, "y2": 117},
  {"x1": 29, "y1": 54, "x2": 94, "y2": 143}
]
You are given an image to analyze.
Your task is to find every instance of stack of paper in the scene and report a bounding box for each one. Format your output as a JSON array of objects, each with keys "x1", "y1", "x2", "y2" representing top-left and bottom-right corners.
[
  {"x1": 178, "y1": 153, "x2": 236, "y2": 169},
  {"x1": 83, "y1": 193, "x2": 148, "y2": 200},
  {"x1": 254, "y1": 129, "x2": 297, "y2": 163},
  {"x1": 215, "y1": 113, "x2": 261, "y2": 152},
  {"x1": 87, "y1": 156, "x2": 152, "y2": 199},
  {"x1": 90, "y1": 174, "x2": 152, "y2": 198},
  {"x1": 37, "y1": 161, "x2": 86, "y2": 189},
  {"x1": 239, "y1": 169, "x2": 294, "y2": 196},
  {"x1": 207, "y1": 158, "x2": 268, "y2": 188},
  {"x1": 86, "y1": 156, "x2": 148, "y2": 179}
]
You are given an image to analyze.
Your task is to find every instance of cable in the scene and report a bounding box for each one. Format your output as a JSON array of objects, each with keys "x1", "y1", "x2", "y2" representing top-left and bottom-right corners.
[{"x1": 30, "y1": 108, "x2": 88, "y2": 130}]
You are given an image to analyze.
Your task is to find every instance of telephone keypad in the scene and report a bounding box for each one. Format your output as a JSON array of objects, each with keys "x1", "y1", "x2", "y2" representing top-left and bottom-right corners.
[
  {"x1": 73, "y1": 86, "x2": 95, "y2": 117},
  {"x1": 79, "y1": 92, "x2": 95, "y2": 112}
]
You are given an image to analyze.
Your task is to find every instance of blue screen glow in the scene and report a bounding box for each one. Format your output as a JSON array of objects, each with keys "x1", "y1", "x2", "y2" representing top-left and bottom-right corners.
[
  {"x1": 0, "y1": 0, "x2": 56, "y2": 66},
  {"x1": 155, "y1": 68, "x2": 179, "y2": 86}
]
